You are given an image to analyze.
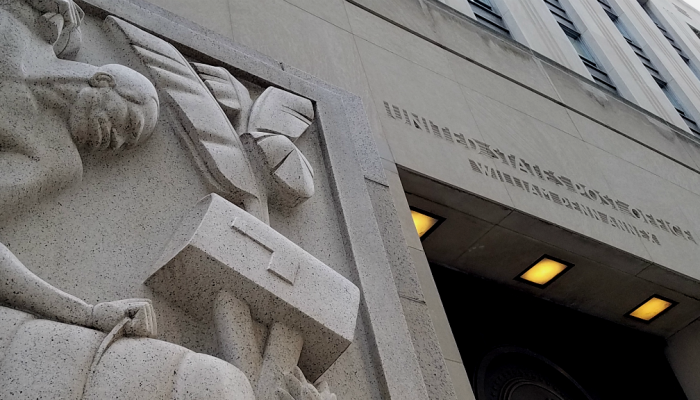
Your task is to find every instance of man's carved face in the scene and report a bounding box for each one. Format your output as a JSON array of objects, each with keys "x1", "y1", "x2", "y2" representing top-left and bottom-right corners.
[{"x1": 69, "y1": 65, "x2": 159, "y2": 152}]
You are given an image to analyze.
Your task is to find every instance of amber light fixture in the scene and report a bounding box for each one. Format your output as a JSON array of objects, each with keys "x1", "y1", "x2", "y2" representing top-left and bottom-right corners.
[
  {"x1": 410, "y1": 207, "x2": 444, "y2": 241},
  {"x1": 627, "y1": 296, "x2": 677, "y2": 323},
  {"x1": 516, "y1": 256, "x2": 574, "y2": 288}
]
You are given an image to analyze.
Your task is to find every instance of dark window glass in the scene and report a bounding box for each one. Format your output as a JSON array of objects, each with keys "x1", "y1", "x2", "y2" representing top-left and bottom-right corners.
[
  {"x1": 468, "y1": 0, "x2": 510, "y2": 36},
  {"x1": 643, "y1": 3, "x2": 697, "y2": 76},
  {"x1": 544, "y1": 0, "x2": 617, "y2": 92},
  {"x1": 600, "y1": 1, "x2": 698, "y2": 135}
]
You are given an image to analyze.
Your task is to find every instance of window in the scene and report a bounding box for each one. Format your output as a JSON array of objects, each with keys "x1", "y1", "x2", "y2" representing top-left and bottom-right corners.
[
  {"x1": 642, "y1": 4, "x2": 700, "y2": 80},
  {"x1": 544, "y1": 0, "x2": 618, "y2": 92},
  {"x1": 602, "y1": 1, "x2": 700, "y2": 136},
  {"x1": 662, "y1": 83, "x2": 700, "y2": 135},
  {"x1": 468, "y1": 0, "x2": 510, "y2": 36},
  {"x1": 602, "y1": 2, "x2": 663, "y2": 81}
]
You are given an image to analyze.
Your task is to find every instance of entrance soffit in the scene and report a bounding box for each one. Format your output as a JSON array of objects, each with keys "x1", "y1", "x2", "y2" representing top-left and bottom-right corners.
[{"x1": 400, "y1": 168, "x2": 700, "y2": 338}]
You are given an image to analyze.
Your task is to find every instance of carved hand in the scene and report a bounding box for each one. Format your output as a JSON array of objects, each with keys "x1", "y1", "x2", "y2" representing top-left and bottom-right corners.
[
  {"x1": 276, "y1": 366, "x2": 337, "y2": 400},
  {"x1": 27, "y1": 0, "x2": 83, "y2": 30},
  {"x1": 91, "y1": 299, "x2": 158, "y2": 338}
]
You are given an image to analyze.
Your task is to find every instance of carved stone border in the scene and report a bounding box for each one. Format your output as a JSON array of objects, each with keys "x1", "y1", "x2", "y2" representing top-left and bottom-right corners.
[{"x1": 74, "y1": 0, "x2": 430, "y2": 398}]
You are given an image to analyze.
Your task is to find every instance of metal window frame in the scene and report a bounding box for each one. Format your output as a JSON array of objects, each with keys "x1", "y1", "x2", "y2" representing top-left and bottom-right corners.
[
  {"x1": 544, "y1": 0, "x2": 618, "y2": 92},
  {"x1": 468, "y1": 0, "x2": 510, "y2": 36}
]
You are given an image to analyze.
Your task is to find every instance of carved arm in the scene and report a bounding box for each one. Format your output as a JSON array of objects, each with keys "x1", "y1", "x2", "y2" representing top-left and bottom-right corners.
[
  {"x1": 0, "y1": 242, "x2": 157, "y2": 337},
  {"x1": 0, "y1": 242, "x2": 92, "y2": 326}
]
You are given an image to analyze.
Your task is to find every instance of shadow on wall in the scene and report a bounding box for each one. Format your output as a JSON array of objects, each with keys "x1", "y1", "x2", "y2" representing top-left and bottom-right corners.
[{"x1": 431, "y1": 264, "x2": 688, "y2": 400}]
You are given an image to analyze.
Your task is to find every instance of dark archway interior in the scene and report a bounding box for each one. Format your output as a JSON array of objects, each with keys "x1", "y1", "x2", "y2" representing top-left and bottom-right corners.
[{"x1": 431, "y1": 264, "x2": 688, "y2": 400}]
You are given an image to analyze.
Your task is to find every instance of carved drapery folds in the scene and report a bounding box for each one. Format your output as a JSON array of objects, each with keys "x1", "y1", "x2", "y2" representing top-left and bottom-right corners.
[
  {"x1": 246, "y1": 88, "x2": 316, "y2": 208},
  {"x1": 106, "y1": 16, "x2": 317, "y2": 223},
  {"x1": 278, "y1": 367, "x2": 338, "y2": 400},
  {"x1": 194, "y1": 64, "x2": 316, "y2": 208},
  {"x1": 104, "y1": 16, "x2": 267, "y2": 220}
]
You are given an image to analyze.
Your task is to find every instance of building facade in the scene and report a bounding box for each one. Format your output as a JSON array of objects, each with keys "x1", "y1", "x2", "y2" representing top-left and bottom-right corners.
[{"x1": 3, "y1": 0, "x2": 700, "y2": 399}]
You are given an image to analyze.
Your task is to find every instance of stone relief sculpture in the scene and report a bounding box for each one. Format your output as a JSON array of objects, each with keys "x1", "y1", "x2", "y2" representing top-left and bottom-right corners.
[
  {"x1": 0, "y1": 0, "x2": 159, "y2": 341},
  {"x1": 0, "y1": 1, "x2": 355, "y2": 398},
  {"x1": 244, "y1": 87, "x2": 316, "y2": 208},
  {"x1": 147, "y1": 194, "x2": 358, "y2": 399},
  {"x1": 278, "y1": 367, "x2": 338, "y2": 400},
  {"x1": 0, "y1": 0, "x2": 159, "y2": 215},
  {"x1": 106, "y1": 16, "x2": 317, "y2": 223},
  {"x1": 195, "y1": 65, "x2": 316, "y2": 208}
]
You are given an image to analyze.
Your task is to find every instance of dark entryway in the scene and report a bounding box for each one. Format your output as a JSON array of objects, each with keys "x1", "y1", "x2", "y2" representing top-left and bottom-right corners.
[{"x1": 431, "y1": 264, "x2": 687, "y2": 400}]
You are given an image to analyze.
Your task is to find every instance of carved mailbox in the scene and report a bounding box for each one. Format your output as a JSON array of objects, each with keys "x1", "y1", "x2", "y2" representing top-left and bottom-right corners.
[{"x1": 147, "y1": 194, "x2": 360, "y2": 392}]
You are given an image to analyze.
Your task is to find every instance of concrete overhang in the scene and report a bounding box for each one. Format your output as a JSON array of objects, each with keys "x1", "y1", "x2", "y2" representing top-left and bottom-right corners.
[{"x1": 400, "y1": 168, "x2": 700, "y2": 338}]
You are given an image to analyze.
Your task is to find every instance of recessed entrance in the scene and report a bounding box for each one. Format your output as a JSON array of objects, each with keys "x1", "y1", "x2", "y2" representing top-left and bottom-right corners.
[
  {"x1": 432, "y1": 264, "x2": 687, "y2": 400},
  {"x1": 476, "y1": 347, "x2": 589, "y2": 400},
  {"x1": 399, "y1": 168, "x2": 696, "y2": 400}
]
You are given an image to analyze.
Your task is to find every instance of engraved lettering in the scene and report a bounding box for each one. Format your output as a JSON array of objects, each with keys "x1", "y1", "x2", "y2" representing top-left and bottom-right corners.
[
  {"x1": 559, "y1": 176, "x2": 577, "y2": 193},
  {"x1": 544, "y1": 170, "x2": 563, "y2": 187},
  {"x1": 392, "y1": 105, "x2": 402, "y2": 120},
  {"x1": 430, "y1": 121, "x2": 442, "y2": 139},
  {"x1": 576, "y1": 184, "x2": 591, "y2": 199},
  {"x1": 571, "y1": 201, "x2": 584, "y2": 215},
  {"x1": 672, "y1": 225, "x2": 683, "y2": 237},
  {"x1": 646, "y1": 214, "x2": 659, "y2": 228},
  {"x1": 531, "y1": 185, "x2": 543, "y2": 197},
  {"x1": 454, "y1": 132, "x2": 468, "y2": 146},
  {"x1": 550, "y1": 191, "x2": 564, "y2": 206},
  {"x1": 475, "y1": 140, "x2": 499, "y2": 159},
  {"x1": 587, "y1": 190, "x2": 598, "y2": 202},
  {"x1": 598, "y1": 211, "x2": 609, "y2": 224},
  {"x1": 469, "y1": 159, "x2": 484, "y2": 174},
  {"x1": 532, "y1": 165, "x2": 545, "y2": 181},
  {"x1": 601, "y1": 195, "x2": 618, "y2": 211},
  {"x1": 384, "y1": 101, "x2": 394, "y2": 118},
  {"x1": 442, "y1": 127, "x2": 454, "y2": 142},
  {"x1": 381, "y1": 101, "x2": 698, "y2": 248},
  {"x1": 508, "y1": 154, "x2": 517, "y2": 169},
  {"x1": 657, "y1": 219, "x2": 670, "y2": 232},
  {"x1": 411, "y1": 113, "x2": 422, "y2": 130},
  {"x1": 562, "y1": 197, "x2": 574, "y2": 210},
  {"x1": 503, "y1": 173, "x2": 514, "y2": 186},
  {"x1": 494, "y1": 148, "x2": 509, "y2": 166},
  {"x1": 518, "y1": 159, "x2": 534, "y2": 175},
  {"x1": 640, "y1": 230, "x2": 650, "y2": 241},
  {"x1": 513, "y1": 177, "x2": 525, "y2": 190},
  {"x1": 587, "y1": 206, "x2": 599, "y2": 220},
  {"x1": 632, "y1": 208, "x2": 644, "y2": 220},
  {"x1": 615, "y1": 200, "x2": 635, "y2": 218}
]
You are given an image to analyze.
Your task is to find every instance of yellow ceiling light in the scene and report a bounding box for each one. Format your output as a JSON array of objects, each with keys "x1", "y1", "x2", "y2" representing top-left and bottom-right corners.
[
  {"x1": 410, "y1": 207, "x2": 444, "y2": 240},
  {"x1": 517, "y1": 256, "x2": 573, "y2": 288},
  {"x1": 628, "y1": 296, "x2": 676, "y2": 323}
]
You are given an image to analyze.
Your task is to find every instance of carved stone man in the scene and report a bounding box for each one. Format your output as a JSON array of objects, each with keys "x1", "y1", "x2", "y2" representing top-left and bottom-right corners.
[
  {"x1": 0, "y1": 2, "x2": 256, "y2": 399},
  {"x1": 1, "y1": 0, "x2": 159, "y2": 212},
  {"x1": 0, "y1": 0, "x2": 158, "y2": 336}
]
